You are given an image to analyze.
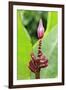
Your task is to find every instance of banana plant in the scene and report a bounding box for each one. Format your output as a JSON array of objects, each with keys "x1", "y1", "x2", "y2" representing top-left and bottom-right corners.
[{"x1": 17, "y1": 10, "x2": 58, "y2": 80}]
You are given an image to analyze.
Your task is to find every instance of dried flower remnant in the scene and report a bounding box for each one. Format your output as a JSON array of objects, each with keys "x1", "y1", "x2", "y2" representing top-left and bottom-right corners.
[{"x1": 29, "y1": 19, "x2": 48, "y2": 79}]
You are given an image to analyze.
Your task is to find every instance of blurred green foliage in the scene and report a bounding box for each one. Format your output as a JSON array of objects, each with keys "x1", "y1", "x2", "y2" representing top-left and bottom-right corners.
[
  {"x1": 22, "y1": 10, "x2": 48, "y2": 45},
  {"x1": 17, "y1": 11, "x2": 32, "y2": 79},
  {"x1": 17, "y1": 10, "x2": 58, "y2": 80}
]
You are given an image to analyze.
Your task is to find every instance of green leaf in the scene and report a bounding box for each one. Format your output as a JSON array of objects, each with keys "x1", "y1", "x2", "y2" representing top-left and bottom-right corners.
[
  {"x1": 17, "y1": 11, "x2": 32, "y2": 80},
  {"x1": 40, "y1": 25, "x2": 58, "y2": 78},
  {"x1": 45, "y1": 11, "x2": 58, "y2": 36}
]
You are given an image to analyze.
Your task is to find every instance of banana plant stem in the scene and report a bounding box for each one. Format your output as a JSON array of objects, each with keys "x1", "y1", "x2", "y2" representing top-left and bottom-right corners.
[
  {"x1": 35, "y1": 69, "x2": 40, "y2": 79},
  {"x1": 35, "y1": 39, "x2": 42, "y2": 79}
]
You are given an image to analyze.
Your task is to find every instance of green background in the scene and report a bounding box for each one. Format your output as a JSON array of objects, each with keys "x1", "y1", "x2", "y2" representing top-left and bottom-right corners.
[{"x1": 17, "y1": 10, "x2": 58, "y2": 80}]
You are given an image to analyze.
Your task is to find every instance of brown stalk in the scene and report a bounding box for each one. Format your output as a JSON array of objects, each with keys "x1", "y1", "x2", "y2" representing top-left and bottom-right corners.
[{"x1": 35, "y1": 39, "x2": 42, "y2": 79}]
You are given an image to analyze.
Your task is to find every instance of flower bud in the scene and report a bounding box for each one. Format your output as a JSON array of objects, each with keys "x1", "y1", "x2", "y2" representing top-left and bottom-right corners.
[{"x1": 37, "y1": 19, "x2": 44, "y2": 39}]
